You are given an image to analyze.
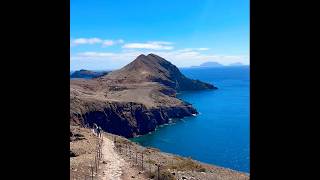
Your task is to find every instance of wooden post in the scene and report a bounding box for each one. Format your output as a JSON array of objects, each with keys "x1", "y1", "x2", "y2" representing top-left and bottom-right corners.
[
  {"x1": 141, "y1": 152, "x2": 144, "y2": 171},
  {"x1": 129, "y1": 145, "x2": 131, "y2": 159},
  {"x1": 90, "y1": 164, "x2": 94, "y2": 180},
  {"x1": 95, "y1": 153, "x2": 97, "y2": 173},
  {"x1": 156, "y1": 164, "x2": 160, "y2": 180},
  {"x1": 149, "y1": 157, "x2": 151, "y2": 174},
  {"x1": 136, "y1": 152, "x2": 138, "y2": 164},
  {"x1": 98, "y1": 147, "x2": 101, "y2": 159},
  {"x1": 99, "y1": 140, "x2": 101, "y2": 158},
  {"x1": 127, "y1": 144, "x2": 129, "y2": 156},
  {"x1": 96, "y1": 144, "x2": 99, "y2": 171}
]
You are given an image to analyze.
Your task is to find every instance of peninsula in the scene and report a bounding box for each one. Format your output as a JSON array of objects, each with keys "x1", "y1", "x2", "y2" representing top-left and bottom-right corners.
[{"x1": 70, "y1": 54, "x2": 216, "y2": 137}]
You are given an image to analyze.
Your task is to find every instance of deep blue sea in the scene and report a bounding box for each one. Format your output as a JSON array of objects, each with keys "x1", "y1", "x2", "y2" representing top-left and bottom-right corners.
[{"x1": 131, "y1": 66, "x2": 250, "y2": 173}]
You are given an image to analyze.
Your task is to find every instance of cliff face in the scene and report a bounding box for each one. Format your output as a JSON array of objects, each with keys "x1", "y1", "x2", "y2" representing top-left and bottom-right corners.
[
  {"x1": 71, "y1": 101, "x2": 197, "y2": 138},
  {"x1": 70, "y1": 54, "x2": 216, "y2": 138}
]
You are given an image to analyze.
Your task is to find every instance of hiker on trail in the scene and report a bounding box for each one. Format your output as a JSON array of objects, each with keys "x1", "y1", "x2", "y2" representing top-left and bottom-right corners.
[
  {"x1": 93, "y1": 123, "x2": 98, "y2": 136},
  {"x1": 98, "y1": 126, "x2": 102, "y2": 137}
]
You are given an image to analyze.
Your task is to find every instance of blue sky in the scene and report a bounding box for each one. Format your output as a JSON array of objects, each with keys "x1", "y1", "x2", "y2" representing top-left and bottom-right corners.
[{"x1": 71, "y1": 0, "x2": 249, "y2": 70}]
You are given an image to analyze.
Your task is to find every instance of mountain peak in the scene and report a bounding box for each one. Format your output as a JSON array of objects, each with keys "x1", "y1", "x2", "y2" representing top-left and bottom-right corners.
[
  {"x1": 105, "y1": 54, "x2": 217, "y2": 91},
  {"x1": 147, "y1": 53, "x2": 161, "y2": 58},
  {"x1": 136, "y1": 54, "x2": 147, "y2": 59}
]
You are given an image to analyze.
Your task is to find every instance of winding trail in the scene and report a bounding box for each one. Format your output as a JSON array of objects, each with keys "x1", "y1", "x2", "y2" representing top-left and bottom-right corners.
[
  {"x1": 100, "y1": 135, "x2": 125, "y2": 180},
  {"x1": 100, "y1": 135, "x2": 147, "y2": 180}
]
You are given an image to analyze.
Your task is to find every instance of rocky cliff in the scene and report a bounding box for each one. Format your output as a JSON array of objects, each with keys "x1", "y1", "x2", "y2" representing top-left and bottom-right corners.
[{"x1": 70, "y1": 54, "x2": 216, "y2": 137}]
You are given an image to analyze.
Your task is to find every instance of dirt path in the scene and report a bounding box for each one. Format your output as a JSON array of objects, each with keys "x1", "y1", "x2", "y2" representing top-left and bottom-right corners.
[
  {"x1": 100, "y1": 135, "x2": 146, "y2": 180},
  {"x1": 100, "y1": 135, "x2": 125, "y2": 180}
]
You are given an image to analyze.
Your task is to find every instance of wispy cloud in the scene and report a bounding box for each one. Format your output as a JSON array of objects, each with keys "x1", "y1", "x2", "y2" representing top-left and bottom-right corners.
[
  {"x1": 102, "y1": 39, "x2": 124, "y2": 47},
  {"x1": 76, "y1": 52, "x2": 116, "y2": 57},
  {"x1": 71, "y1": 38, "x2": 102, "y2": 46},
  {"x1": 122, "y1": 41, "x2": 174, "y2": 50},
  {"x1": 70, "y1": 38, "x2": 124, "y2": 47},
  {"x1": 197, "y1": 48, "x2": 210, "y2": 51},
  {"x1": 71, "y1": 48, "x2": 248, "y2": 69},
  {"x1": 177, "y1": 48, "x2": 210, "y2": 52}
]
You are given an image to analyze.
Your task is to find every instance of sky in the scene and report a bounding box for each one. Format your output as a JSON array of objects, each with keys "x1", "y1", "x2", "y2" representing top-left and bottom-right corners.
[{"x1": 71, "y1": 0, "x2": 249, "y2": 70}]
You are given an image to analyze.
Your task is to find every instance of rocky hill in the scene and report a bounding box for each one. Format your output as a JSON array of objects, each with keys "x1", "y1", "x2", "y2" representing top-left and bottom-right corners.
[
  {"x1": 70, "y1": 54, "x2": 217, "y2": 137},
  {"x1": 106, "y1": 54, "x2": 216, "y2": 91}
]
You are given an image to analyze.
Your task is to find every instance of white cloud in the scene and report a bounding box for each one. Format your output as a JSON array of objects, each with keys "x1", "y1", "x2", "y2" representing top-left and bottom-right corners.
[
  {"x1": 71, "y1": 38, "x2": 124, "y2": 47},
  {"x1": 102, "y1": 40, "x2": 114, "y2": 46},
  {"x1": 149, "y1": 41, "x2": 173, "y2": 45},
  {"x1": 122, "y1": 41, "x2": 174, "y2": 50},
  {"x1": 177, "y1": 48, "x2": 209, "y2": 52},
  {"x1": 197, "y1": 48, "x2": 209, "y2": 51},
  {"x1": 71, "y1": 38, "x2": 103, "y2": 46},
  {"x1": 76, "y1": 52, "x2": 115, "y2": 57},
  {"x1": 102, "y1": 39, "x2": 125, "y2": 47}
]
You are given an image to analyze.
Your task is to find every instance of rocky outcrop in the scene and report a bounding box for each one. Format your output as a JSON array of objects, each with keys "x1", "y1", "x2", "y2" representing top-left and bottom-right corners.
[{"x1": 70, "y1": 54, "x2": 216, "y2": 138}]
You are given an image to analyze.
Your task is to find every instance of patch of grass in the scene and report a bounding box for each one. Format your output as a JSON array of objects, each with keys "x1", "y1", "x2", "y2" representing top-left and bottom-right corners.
[
  {"x1": 198, "y1": 167, "x2": 207, "y2": 172},
  {"x1": 146, "y1": 171, "x2": 156, "y2": 179},
  {"x1": 114, "y1": 137, "x2": 133, "y2": 146},
  {"x1": 146, "y1": 147, "x2": 161, "y2": 152},
  {"x1": 159, "y1": 170, "x2": 176, "y2": 180},
  {"x1": 145, "y1": 159, "x2": 156, "y2": 165},
  {"x1": 146, "y1": 170, "x2": 175, "y2": 180},
  {"x1": 166, "y1": 157, "x2": 206, "y2": 172}
]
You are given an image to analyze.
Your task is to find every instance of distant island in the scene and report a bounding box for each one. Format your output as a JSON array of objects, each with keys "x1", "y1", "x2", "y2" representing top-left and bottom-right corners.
[
  {"x1": 70, "y1": 69, "x2": 110, "y2": 79},
  {"x1": 190, "y1": 61, "x2": 248, "y2": 68},
  {"x1": 229, "y1": 62, "x2": 245, "y2": 66},
  {"x1": 191, "y1": 61, "x2": 224, "y2": 68}
]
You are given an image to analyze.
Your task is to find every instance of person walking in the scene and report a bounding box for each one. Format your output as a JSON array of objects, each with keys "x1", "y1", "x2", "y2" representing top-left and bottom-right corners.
[
  {"x1": 93, "y1": 123, "x2": 98, "y2": 136},
  {"x1": 98, "y1": 126, "x2": 102, "y2": 137}
]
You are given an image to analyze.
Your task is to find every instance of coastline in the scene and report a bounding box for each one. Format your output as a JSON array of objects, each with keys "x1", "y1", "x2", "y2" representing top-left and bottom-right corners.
[{"x1": 130, "y1": 85, "x2": 249, "y2": 173}]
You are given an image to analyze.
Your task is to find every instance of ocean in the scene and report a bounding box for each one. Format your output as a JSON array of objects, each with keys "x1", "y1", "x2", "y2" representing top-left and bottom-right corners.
[{"x1": 131, "y1": 66, "x2": 250, "y2": 173}]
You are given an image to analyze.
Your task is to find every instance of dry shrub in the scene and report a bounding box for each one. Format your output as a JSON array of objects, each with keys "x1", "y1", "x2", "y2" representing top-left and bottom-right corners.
[
  {"x1": 147, "y1": 170, "x2": 175, "y2": 180},
  {"x1": 167, "y1": 158, "x2": 206, "y2": 172}
]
